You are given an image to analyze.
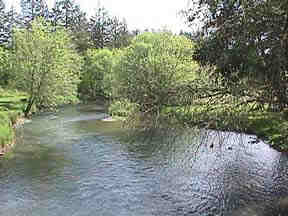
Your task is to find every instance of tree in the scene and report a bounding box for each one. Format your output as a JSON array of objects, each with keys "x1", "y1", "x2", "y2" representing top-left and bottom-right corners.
[
  {"x1": 0, "y1": 46, "x2": 9, "y2": 86},
  {"x1": 20, "y1": 0, "x2": 49, "y2": 24},
  {"x1": 88, "y1": 7, "x2": 129, "y2": 49},
  {"x1": 0, "y1": 0, "x2": 7, "y2": 44},
  {"x1": 185, "y1": 0, "x2": 288, "y2": 110},
  {"x1": 0, "y1": 0, "x2": 12, "y2": 46},
  {"x1": 113, "y1": 32, "x2": 198, "y2": 114},
  {"x1": 79, "y1": 48, "x2": 115, "y2": 99},
  {"x1": 51, "y1": 0, "x2": 85, "y2": 29},
  {"x1": 10, "y1": 18, "x2": 83, "y2": 116},
  {"x1": 50, "y1": 0, "x2": 89, "y2": 52}
]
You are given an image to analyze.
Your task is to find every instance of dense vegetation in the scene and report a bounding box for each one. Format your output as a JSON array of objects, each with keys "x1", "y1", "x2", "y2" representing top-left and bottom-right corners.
[
  {"x1": 181, "y1": 0, "x2": 288, "y2": 150},
  {"x1": 185, "y1": 0, "x2": 288, "y2": 111},
  {"x1": 112, "y1": 33, "x2": 198, "y2": 113},
  {"x1": 0, "y1": 0, "x2": 287, "y2": 153},
  {"x1": 0, "y1": 88, "x2": 26, "y2": 154},
  {"x1": 11, "y1": 19, "x2": 82, "y2": 116},
  {"x1": 0, "y1": 0, "x2": 130, "y2": 153}
]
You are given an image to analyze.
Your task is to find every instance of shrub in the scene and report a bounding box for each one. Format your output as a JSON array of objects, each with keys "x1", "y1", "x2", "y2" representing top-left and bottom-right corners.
[
  {"x1": 108, "y1": 99, "x2": 139, "y2": 117},
  {"x1": 0, "y1": 112, "x2": 13, "y2": 148}
]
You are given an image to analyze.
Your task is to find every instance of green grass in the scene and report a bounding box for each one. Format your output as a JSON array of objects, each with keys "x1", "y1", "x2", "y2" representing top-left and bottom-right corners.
[
  {"x1": 0, "y1": 112, "x2": 13, "y2": 148},
  {"x1": 0, "y1": 88, "x2": 27, "y2": 111},
  {"x1": 0, "y1": 88, "x2": 27, "y2": 153},
  {"x1": 244, "y1": 111, "x2": 288, "y2": 151}
]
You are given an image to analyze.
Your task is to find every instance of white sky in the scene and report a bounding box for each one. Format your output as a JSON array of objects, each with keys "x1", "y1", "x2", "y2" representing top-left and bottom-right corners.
[{"x1": 4, "y1": 0, "x2": 191, "y2": 33}]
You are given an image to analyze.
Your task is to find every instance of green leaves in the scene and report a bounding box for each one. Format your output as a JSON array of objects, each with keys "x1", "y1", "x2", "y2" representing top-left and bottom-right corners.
[
  {"x1": 88, "y1": 7, "x2": 129, "y2": 49},
  {"x1": 187, "y1": 0, "x2": 288, "y2": 110},
  {"x1": 10, "y1": 18, "x2": 82, "y2": 115},
  {"x1": 79, "y1": 48, "x2": 114, "y2": 99},
  {"x1": 0, "y1": 46, "x2": 10, "y2": 86},
  {"x1": 112, "y1": 32, "x2": 199, "y2": 113}
]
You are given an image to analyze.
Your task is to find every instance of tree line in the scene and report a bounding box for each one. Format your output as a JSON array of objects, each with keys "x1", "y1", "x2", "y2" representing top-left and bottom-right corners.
[
  {"x1": 0, "y1": 0, "x2": 287, "y2": 147},
  {"x1": 0, "y1": 0, "x2": 133, "y2": 117},
  {"x1": 0, "y1": 0, "x2": 130, "y2": 50},
  {"x1": 0, "y1": 0, "x2": 196, "y2": 119}
]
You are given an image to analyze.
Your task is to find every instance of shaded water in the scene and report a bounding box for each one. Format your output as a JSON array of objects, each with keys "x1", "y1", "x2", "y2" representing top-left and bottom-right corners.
[{"x1": 1, "y1": 104, "x2": 288, "y2": 216}]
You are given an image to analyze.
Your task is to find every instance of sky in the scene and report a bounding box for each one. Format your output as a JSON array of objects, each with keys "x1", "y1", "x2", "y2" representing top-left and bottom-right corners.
[{"x1": 4, "y1": 0, "x2": 191, "y2": 33}]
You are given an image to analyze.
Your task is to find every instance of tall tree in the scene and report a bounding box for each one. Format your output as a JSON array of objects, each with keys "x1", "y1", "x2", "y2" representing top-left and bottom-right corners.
[
  {"x1": 0, "y1": 0, "x2": 7, "y2": 45},
  {"x1": 185, "y1": 0, "x2": 288, "y2": 109},
  {"x1": 88, "y1": 7, "x2": 129, "y2": 48},
  {"x1": 0, "y1": 1, "x2": 19, "y2": 46},
  {"x1": 20, "y1": 0, "x2": 49, "y2": 24},
  {"x1": 10, "y1": 18, "x2": 83, "y2": 116},
  {"x1": 51, "y1": 0, "x2": 85, "y2": 29},
  {"x1": 113, "y1": 32, "x2": 198, "y2": 113},
  {"x1": 50, "y1": 0, "x2": 89, "y2": 52}
]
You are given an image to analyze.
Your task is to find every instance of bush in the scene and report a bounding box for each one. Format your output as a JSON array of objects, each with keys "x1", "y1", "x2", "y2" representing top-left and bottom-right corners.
[
  {"x1": 108, "y1": 99, "x2": 139, "y2": 117},
  {"x1": 0, "y1": 112, "x2": 13, "y2": 148}
]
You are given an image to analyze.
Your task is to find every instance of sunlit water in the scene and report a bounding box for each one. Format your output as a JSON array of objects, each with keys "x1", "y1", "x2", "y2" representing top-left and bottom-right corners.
[{"x1": 1, "y1": 104, "x2": 288, "y2": 216}]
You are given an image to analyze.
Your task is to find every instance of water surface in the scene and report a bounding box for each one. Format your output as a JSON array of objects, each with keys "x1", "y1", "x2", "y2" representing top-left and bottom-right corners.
[{"x1": 1, "y1": 104, "x2": 288, "y2": 216}]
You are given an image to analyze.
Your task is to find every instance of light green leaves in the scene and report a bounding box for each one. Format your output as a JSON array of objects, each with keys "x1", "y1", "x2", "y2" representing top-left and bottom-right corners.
[
  {"x1": 10, "y1": 18, "x2": 83, "y2": 115},
  {"x1": 112, "y1": 32, "x2": 199, "y2": 113},
  {"x1": 79, "y1": 48, "x2": 115, "y2": 99}
]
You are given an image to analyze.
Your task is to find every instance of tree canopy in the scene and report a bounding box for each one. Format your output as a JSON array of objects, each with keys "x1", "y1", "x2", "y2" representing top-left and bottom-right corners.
[
  {"x1": 113, "y1": 32, "x2": 198, "y2": 114},
  {"x1": 20, "y1": 0, "x2": 49, "y2": 23},
  {"x1": 185, "y1": 0, "x2": 288, "y2": 110},
  {"x1": 88, "y1": 7, "x2": 129, "y2": 49},
  {"x1": 10, "y1": 18, "x2": 83, "y2": 116}
]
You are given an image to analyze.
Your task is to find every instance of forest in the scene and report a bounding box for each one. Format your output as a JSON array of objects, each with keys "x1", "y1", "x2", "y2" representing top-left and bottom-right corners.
[{"x1": 0, "y1": 0, "x2": 287, "y2": 152}]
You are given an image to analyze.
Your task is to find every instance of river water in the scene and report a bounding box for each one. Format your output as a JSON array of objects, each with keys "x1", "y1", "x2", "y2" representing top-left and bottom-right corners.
[{"x1": 1, "y1": 104, "x2": 288, "y2": 216}]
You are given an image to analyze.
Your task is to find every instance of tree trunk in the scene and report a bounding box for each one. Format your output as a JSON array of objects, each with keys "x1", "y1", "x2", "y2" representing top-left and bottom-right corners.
[{"x1": 24, "y1": 97, "x2": 35, "y2": 117}]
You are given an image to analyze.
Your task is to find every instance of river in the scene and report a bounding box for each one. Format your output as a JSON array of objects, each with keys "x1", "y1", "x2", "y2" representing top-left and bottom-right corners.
[{"x1": 0, "y1": 104, "x2": 288, "y2": 216}]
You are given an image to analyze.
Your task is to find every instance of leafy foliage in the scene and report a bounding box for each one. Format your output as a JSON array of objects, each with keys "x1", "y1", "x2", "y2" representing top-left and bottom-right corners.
[
  {"x1": 186, "y1": 0, "x2": 288, "y2": 110},
  {"x1": 108, "y1": 99, "x2": 139, "y2": 118},
  {"x1": 79, "y1": 48, "x2": 115, "y2": 99},
  {"x1": 88, "y1": 7, "x2": 129, "y2": 49},
  {"x1": 112, "y1": 32, "x2": 198, "y2": 114},
  {"x1": 0, "y1": 1, "x2": 14, "y2": 45},
  {"x1": 51, "y1": 0, "x2": 86, "y2": 29},
  {"x1": 0, "y1": 89, "x2": 27, "y2": 153},
  {"x1": 10, "y1": 18, "x2": 83, "y2": 116},
  {"x1": 0, "y1": 46, "x2": 10, "y2": 86},
  {"x1": 20, "y1": 0, "x2": 49, "y2": 23}
]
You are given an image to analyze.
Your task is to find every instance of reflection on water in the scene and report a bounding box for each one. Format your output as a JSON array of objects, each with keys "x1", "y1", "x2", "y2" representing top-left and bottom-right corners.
[{"x1": 0, "y1": 104, "x2": 288, "y2": 216}]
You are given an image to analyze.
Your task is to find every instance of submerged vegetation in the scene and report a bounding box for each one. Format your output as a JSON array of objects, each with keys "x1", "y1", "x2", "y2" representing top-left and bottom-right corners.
[{"x1": 0, "y1": 0, "x2": 287, "y2": 152}]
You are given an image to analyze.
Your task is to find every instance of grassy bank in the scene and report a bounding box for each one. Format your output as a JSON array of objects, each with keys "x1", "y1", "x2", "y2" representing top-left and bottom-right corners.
[
  {"x1": 0, "y1": 88, "x2": 27, "y2": 155},
  {"x1": 169, "y1": 102, "x2": 288, "y2": 152}
]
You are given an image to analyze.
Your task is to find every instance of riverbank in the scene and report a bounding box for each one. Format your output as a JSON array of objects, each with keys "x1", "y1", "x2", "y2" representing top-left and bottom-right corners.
[
  {"x1": 108, "y1": 98, "x2": 288, "y2": 152},
  {"x1": 168, "y1": 103, "x2": 288, "y2": 152},
  {"x1": 0, "y1": 89, "x2": 27, "y2": 157},
  {"x1": 3, "y1": 102, "x2": 288, "y2": 216}
]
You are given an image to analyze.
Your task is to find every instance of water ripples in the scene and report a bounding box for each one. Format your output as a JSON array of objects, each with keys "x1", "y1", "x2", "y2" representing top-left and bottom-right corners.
[{"x1": 1, "y1": 104, "x2": 288, "y2": 215}]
